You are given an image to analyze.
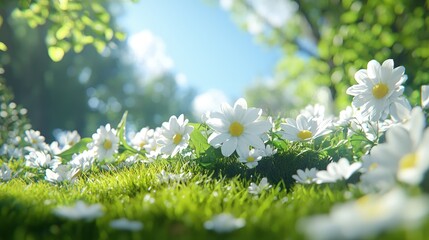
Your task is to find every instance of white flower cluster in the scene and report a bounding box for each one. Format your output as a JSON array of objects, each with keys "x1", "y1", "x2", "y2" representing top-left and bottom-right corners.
[
  {"x1": 1, "y1": 58, "x2": 429, "y2": 238},
  {"x1": 295, "y1": 60, "x2": 429, "y2": 239}
]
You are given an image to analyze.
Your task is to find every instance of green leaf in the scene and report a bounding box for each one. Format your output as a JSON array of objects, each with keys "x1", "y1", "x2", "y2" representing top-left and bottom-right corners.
[
  {"x1": 93, "y1": 40, "x2": 106, "y2": 53},
  {"x1": 195, "y1": 147, "x2": 223, "y2": 169},
  {"x1": 73, "y1": 43, "x2": 84, "y2": 53},
  {"x1": 56, "y1": 25, "x2": 71, "y2": 40},
  {"x1": 188, "y1": 123, "x2": 210, "y2": 157},
  {"x1": 57, "y1": 138, "x2": 92, "y2": 161},
  {"x1": 48, "y1": 46, "x2": 64, "y2": 62},
  {"x1": 104, "y1": 28, "x2": 113, "y2": 41},
  {"x1": 117, "y1": 111, "x2": 137, "y2": 153},
  {"x1": 0, "y1": 42, "x2": 7, "y2": 51},
  {"x1": 115, "y1": 31, "x2": 126, "y2": 41}
]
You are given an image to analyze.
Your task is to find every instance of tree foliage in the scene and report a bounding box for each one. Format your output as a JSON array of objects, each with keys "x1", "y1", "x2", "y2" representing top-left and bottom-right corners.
[
  {"x1": 1, "y1": 0, "x2": 125, "y2": 61},
  {"x1": 0, "y1": 0, "x2": 195, "y2": 140},
  {"x1": 226, "y1": 0, "x2": 429, "y2": 113}
]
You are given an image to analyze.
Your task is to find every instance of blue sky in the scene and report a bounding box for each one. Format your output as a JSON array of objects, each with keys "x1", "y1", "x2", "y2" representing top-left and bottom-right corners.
[{"x1": 118, "y1": 0, "x2": 280, "y2": 99}]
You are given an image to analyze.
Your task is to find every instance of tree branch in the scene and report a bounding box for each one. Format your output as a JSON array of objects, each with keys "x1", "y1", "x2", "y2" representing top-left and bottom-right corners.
[
  {"x1": 294, "y1": 0, "x2": 321, "y2": 42},
  {"x1": 241, "y1": 0, "x2": 319, "y2": 58}
]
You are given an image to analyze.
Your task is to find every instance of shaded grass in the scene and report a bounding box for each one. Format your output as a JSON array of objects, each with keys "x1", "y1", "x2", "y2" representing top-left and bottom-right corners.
[
  {"x1": 0, "y1": 159, "x2": 342, "y2": 240},
  {"x1": 204, "y1": 147, "x2": 331, "y2": 189},
  {"x1": 1, "y1": 158, "x2": 428, "y2": 239}
]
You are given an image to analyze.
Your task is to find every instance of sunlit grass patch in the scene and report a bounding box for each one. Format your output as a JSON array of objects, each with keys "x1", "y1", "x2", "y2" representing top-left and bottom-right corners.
[{"x1": 0, "y1": 159, "x2": 348, "y2": 239}]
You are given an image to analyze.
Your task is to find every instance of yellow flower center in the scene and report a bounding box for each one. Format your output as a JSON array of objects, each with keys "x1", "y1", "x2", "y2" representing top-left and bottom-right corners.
[
  {"x1": 357, "y1": 195, "x2": 370, "y2": 205},
  {"x1": 356, "y1": 195, "x2": 382, "y2": 219},
  {"x1": 372, "y1": 83, "x2": 389, "y2": 99},
  {"x1": 229, "y1": 121, "x2": 244, "y2": 137},
  {"x1": 103, "y1": 139, "x2": 112, "y2": 150},
  {"x1": 369, "y1": 162, "x2": 378, "y2": 171},
  {"x1": 297, "y1": 130, "x2": 312, "y2": 140},
  {"x1": 139, "y1": 141, "x2": 146, "y2": 148},
  {"x1": 399, "y1": 153, "x2": 417, "y2": 170},
  {"x1": 247, "y1": 156, "x2": 255, "y2": 162},
  {"x1": 173, "y1": 134, "x2": 182, "y2": 145}
]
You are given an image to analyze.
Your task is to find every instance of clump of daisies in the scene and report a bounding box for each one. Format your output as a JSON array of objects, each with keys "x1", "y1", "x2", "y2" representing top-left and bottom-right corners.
[
  {"x1": 157, "y1": 114, "x2": 194, "y2": 158},
  {"x1": 205, "y1": 98, "x2": 273, "y2": 169},
  {"x1": 206, "y1": 98, "x2": 272, "y2": 157},
  {"x1": 89, "y1": 124, "x2": 119, "y2": 162},
  {"x1": 359, "y1": 107, "x2": 429, "y2": 193},
  {"x1": 280, "y1": 113, "x2": 331, "y2": 142}
]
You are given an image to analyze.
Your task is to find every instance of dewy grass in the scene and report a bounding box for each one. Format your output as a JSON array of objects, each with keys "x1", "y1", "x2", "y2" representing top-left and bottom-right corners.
[
  {"x1": 0, "y1": 159, "x2": 343, "y2": 240},
  {"x1": 1, "y1": 159, "x2": 428, "y2": 239}
]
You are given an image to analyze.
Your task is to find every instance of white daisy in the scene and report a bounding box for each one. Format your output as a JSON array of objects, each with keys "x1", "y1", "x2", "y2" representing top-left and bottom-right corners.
[
  {"x1": 300, "y1": 104, "x2": 327, "y2": 122},
  {"x1": 110, "y1": 218, "x2": 143, "y2": 231},
  {"x1": 237, "y1": 148, "x2": 264, "y2": 169},
  {"x1": 358, "y1": 161, "x2": 396, "y2": 194},
  {"x1": 351, "y1": 120, "x2": 379, "y2": 142},
  {"x1": 144, "y1": 127, "x2": 162, "y2": 160},
  {"x1": 130, "y1": 127, "x2": 154, "y2": 151},
  {"x1": 25, "y1": 150, "x2": 61, "y2": 169},
  {"x1": 45, "y1": 165, "x2": 79, "y2": 183},
  {"x1": 298, "y1": 188, "x2": 429, "y2": 240},
  {"x1": 346, "y1": 59, "x2": 411, "y2": 121},
  {"x1": 204, "y1": 213, "x2": 245, "y2": 233},
  {"x1": 24, "y1": 129, "x2": 48, "y2": 150},
  {"x1": 53, "y1": 201, "x2": 103, "y2": 221},
  {"x1": 206, "y1": 98, "x2": 272, "y2": 157},
  {"x1": 422, "y1": 85, "x2": 429, "y2": 109},
  {"x1": 261, "y1": 144, "x2": 277, "y2": 157},
  {"x1": 119, "y1": 155, "x2": 141, "y2": 167},
  {"x1": 316, "y1": 158, "x2": 362, "y2": 184},
  {"x1": 90, "y1": 124, "x2": 119, "y2": 161},
  {"x1": 280, "y1": 114, "x2": 331, "y2": 142},
  {"x1": 0, "y1": 143, "x2": 23, "y2": 159},
  {"x1": 335, "y1": 106, "x2": 355, "y2": 127},
  {"x1": 0, "y1": 164, "x2": 12, "y2": 181},
  {"x1": 248, "y1": 177, "x2": 271, "y2": 195},
  {"x1": 69, "y1": 150, "x2": 95, "y2": 172},
  {"x1": 360, "y1": 107, "x2": 429, "y2": 187},
  {"x1": 48, "y1": 141, "x2": 62, "y2": 155},
  {"x1": 157, "y1": 114, "x2": 194, "y2": 157},
  {"x1": 157, "y1": 170, "x2": 192, "y2": 184},
  {"x1": 292, "y1": 168, "x2": 318, "y2": 184},
  {"x1": 200, "y1": 110, "x2": 211, "y2": 123},
  {"x1": 54, "y1": 130, "x2": 81, "y2": 151}
]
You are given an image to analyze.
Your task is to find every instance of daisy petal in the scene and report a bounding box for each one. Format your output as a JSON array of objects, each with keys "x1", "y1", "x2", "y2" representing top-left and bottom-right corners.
[{"x1": 221, "y1": 137, "x2": 238, "y2": 157}]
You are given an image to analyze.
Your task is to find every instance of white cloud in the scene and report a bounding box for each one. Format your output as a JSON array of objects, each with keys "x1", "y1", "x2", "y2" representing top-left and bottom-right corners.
[
  {"x1": 249, "y1": 0, "x2": 298, "y2": 28},
  {"x1": 219, "y1": 0, "x2": 234, "y2": 10},
  {"x1": 127, "y1": 30, "x2": 174, "y2": 81},
  {"x1": 192, "y1": 89, "x2": 230, "y2": 121},
  {"x1": 246, "y1": 14, "x2": 265, "y2": 35},
  {"x1": 175, "y1": 73, "x2": 188, "y2": 87}
]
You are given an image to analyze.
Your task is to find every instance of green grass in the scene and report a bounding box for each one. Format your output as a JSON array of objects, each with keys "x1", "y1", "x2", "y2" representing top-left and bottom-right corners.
[
  {"x1": 2, "y1": 157, "x2": 428, "y2": 240},
  {"x1": 0, "y1": 158, "x2": 341, "y2": 240}
]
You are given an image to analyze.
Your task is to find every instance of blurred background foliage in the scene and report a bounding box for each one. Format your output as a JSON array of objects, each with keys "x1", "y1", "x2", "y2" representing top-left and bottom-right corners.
[
  {"x1": 0, "y1": 0, "x2": 428, "y2": 140},
  {"x1": 0, "y1": 0, "x2": 195, "y2": 141},
  {"x1": 228, "y1": 0, "x2": 429, "y2": 115}
]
